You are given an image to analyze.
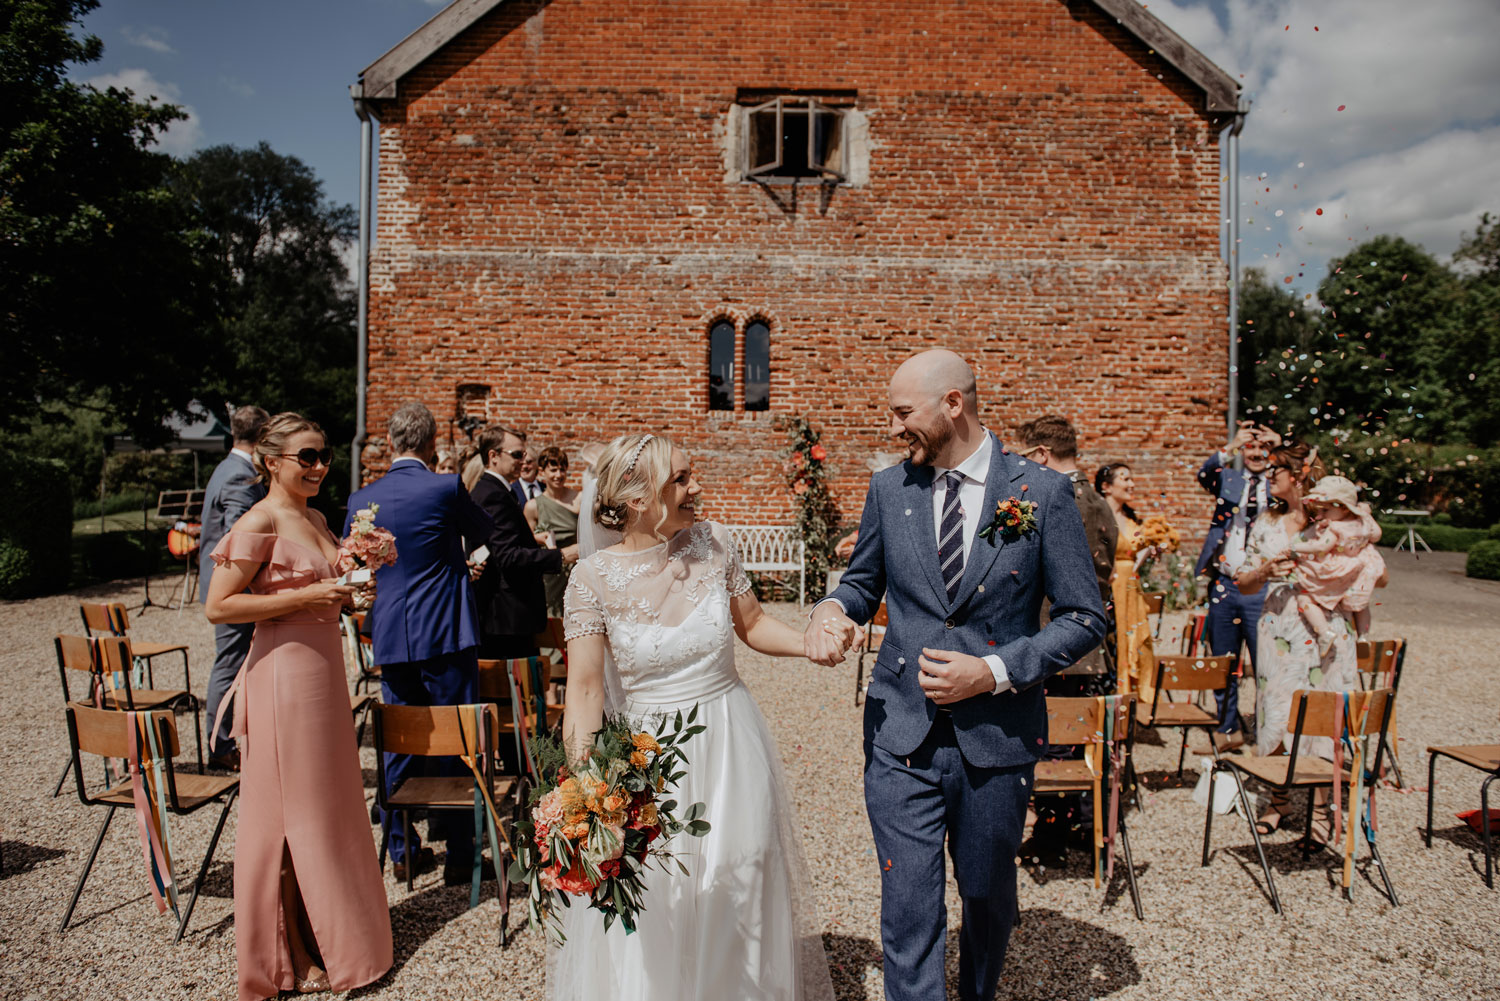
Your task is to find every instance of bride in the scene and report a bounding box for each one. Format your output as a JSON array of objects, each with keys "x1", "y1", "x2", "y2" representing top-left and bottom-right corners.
[{"x1": 550, "y1": 433, "x2": 835, "y2": 1001}]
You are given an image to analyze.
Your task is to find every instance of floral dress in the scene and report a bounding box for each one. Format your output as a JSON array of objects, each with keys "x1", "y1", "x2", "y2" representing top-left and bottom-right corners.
[{"x1": 1242, "y1": 514, "x2": 1358, "y2": 758}]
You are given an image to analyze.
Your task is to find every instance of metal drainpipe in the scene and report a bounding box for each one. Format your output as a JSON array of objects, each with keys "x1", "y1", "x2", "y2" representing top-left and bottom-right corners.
[
  {"x1": 351, "y1": 87, "x2": 373, "y2": 494},
  {"x1": 1226, "y1": 101, "x2": 1248, "y2": 466}
]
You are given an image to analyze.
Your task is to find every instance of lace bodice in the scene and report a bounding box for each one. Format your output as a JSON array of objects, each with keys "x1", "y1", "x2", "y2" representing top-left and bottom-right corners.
[{"x1": 563, "y1": 521, "x2": 752, "y2": 710}]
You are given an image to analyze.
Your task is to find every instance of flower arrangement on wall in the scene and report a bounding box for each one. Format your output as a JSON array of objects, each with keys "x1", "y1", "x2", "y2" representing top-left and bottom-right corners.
[{"x1": 778, "y1": 416, "x2": 840, "y2": 601}]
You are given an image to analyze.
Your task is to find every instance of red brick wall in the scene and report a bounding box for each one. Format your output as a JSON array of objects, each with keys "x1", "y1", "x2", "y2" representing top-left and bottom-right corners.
[{"x1": 364, "y1": 0, "x2": 1232, "y2": 542}]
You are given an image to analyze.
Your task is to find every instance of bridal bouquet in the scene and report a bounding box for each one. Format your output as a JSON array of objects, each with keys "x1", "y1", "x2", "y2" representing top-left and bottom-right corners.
[
  {"x1": 509, "y1": 707, "x2": 711, "y2": 938},
  {"x1": 337, "y1": 504, "x2": 398, "y2": 607}
]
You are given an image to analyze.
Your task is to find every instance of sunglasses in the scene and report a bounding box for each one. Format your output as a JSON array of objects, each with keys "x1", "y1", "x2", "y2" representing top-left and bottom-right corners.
[
  {"x1": 279, "y1": 447, "x2": 334, "y2": 468},
  {"x1": 491, "y1": 448, "x2": 526, "y2": 461}
]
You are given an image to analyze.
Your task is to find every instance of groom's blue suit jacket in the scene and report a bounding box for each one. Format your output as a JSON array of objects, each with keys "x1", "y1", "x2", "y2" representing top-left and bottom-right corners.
[{"x1": 830, "y1": 436, "x2": 1107, "y2": 769}]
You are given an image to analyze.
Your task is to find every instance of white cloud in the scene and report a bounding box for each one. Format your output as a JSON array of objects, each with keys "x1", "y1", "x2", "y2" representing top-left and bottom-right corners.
[
  {"x1": 84, "y1": 69, "x2": 203, "y2": 156},
  {"x1": 120, "y1": 25, "x2": 174, "y2": 54},
  {"x1": 219, "y1": 75, "x2": 256, "y2": 99}
]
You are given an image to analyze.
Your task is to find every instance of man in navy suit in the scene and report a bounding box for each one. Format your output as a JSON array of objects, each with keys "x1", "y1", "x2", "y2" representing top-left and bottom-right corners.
[
  {"x1": 198, "y1": 405, "x2": 268, "y2": 771},
  {"x1": 469, "y1": 426, "x2": 576, "y2": 659},
  {"x1": 807, "y1": 351, "x2": 1105, "y2": 1001},
  {"x1": 1194, "y1": 422, "x2": 1281, "y2": 748},
  {"x1": 510, "y1": 448, "x2": 544, "y2": 508},
  {"x1": 346, "y1": 402, "x2": 494, "y2": 883}
]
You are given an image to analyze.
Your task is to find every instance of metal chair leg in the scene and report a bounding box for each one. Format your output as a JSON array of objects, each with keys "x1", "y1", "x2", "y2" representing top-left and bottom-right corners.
[
  {"x1": 1483, "y1": 773, "x2": 1496, "y2": 889},
  {"x1": 53, "y1": 756, "x2": 74, "y2": 798},
  {"x1": 1426, "y1": 753, "x2": 1438, "y2": 848},
  {"x1": 1201, "y1": 766, "x2": 1217, "y2": 866},
  {"x1": 1231, "y1": 770, "x2": 1281, "y2": 914},
  {"x1": 403, "y1": 814, "x2": 414, "y2": 891},
  {"x1": 1118, "y1": 818, "x2": 1143, "y2": 920},
  {"x1": 176, "y1": 790, "x2": 237, "y2": 942},
  {"x1": 60, "y1": 806, "x2": 115, "y2": 932},
  {"x1": 1386, "y1": 747, "x2": 1406, "y2": 790},
  {"x1": 1176, "y1": 728, "x2": 1189, "y2": 779},
  {"x1": 1366, "y1": 819, "x2": 1399, "y2": 906},
  {"x1": 1301, "y1": 792, "x2": 1316, "y2": 861}
]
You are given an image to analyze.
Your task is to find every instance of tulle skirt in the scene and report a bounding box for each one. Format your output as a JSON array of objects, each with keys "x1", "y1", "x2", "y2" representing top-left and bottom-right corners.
[{"x1": 547, "y1": 682, "x2": 834, "y2": 1001}]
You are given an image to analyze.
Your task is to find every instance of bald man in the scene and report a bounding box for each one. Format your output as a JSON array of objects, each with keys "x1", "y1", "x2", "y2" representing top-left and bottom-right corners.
[{"x1": 807, "y1": 349, "x2": 1105, "y2": 1001}]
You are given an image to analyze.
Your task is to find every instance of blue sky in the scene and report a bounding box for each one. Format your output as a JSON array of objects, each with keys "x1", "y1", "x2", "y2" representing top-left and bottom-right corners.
[{"x1": 77, "y1": 0, "x2": 1500, "y2": 299}]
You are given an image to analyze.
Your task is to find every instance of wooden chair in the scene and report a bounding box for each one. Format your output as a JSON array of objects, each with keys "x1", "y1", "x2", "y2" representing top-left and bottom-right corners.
[
  {"x1": 1424, "y1": 744, "x2": 1500, "y2": 888},
  {"x1": 79, "y1": 602, "x2": 192, "y2": 693},
  {"x1": 1139, "y1": 655, "x2": 1235, "y2": 778},
  {"x1": 1142, "y1": 590, "x2": 1165, "y2": 638},
  {"x1": 1179, "y1": 609, "x2": 1208, "y2": 656},
  {"x1": 1202, "y1": 688, "x2": 1398, "y2": 912},
  {"x1": 59, "y1": 706, "x2": 238, "y2": 940},
  {"x1": 54, "y1": 635, "x2": 204, "y2": 795},
  {"x1": 372, "y1": 703, "x2": 513, "y2": 941},
  {"x1": 478, "y1": 658, "x2": 536, "y2": 787},
  {"x1": 853, "y1": 602, "x2": 889, "y2": 706},
  {"x1": 1357, "y1": 639, "x2": 1407, "y2": 787},
  {"x1": 533, "y1": 617, "x2": 569, "y2": 707},
  {"x1": 1037, "y1": 694, "x2": 1142, "y2": 918},
  {"x1": 341, "y1": 612, "x2": 381, "y2": 695}
]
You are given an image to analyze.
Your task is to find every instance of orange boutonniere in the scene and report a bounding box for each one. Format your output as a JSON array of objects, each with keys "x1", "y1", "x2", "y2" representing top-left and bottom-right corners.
[{"x1": 977, "y1": 497, "x2": 1038, "y2": 544}]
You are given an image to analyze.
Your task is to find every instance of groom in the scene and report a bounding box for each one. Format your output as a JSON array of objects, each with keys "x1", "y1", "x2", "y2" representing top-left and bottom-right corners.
[{"x1": 806, "y1": 350, "x2": 1105, "y2": 1001}]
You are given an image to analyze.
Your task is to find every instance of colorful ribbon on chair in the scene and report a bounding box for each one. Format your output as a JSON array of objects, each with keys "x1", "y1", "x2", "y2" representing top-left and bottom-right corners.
[
  {"x1": 1098, "y1": 694, "x2": 1125, "y2": 889},
  {"x1": 456, "y1": 705, "x2": 510, "y2": 910},
  {"x1": 125, "y1": 711, "x2": 179, "y2": 918},
  {"x1": 1330, "y1": 692, "x2": 1373, "y2": 894},
  {"x1": 101, "y1": 607, "x2": 147, "y2": 687}
]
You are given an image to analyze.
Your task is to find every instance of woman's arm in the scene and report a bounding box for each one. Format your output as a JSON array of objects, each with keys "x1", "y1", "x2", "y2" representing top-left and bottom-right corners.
[
  {"x1": 524, "y1": 497, "x2": 541, "y2": 535},
  {"x1": 731, "y1": 589, "x2": 831, "y2": 658},
  {"x1": 561, "y1": 633, "x2": 607, "y2": 763},
  {"x1": 205, "y1": 557, "x2": 352, "y2": 624}
]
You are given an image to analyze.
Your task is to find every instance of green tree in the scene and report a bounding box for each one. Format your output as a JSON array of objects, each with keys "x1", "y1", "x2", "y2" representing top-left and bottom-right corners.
[
  {"x1": 0, "y1": 0, "x2": 218, "y2": 442},
  {"x1": 178, "y1": 143, "x2": 358, "y2": 508}
]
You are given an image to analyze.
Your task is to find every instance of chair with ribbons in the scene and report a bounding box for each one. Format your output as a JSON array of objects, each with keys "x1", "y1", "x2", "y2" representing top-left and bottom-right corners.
[
  {"x1": 1201, "y1": 687, "x2": 1398, "y2": 912},
  {"x1": 534, "y1": 616, "x2": 569, "y2": 703},
  {"x1": 59, "y1": 705, "x2": 239, "y2": 940},
  {"x1": 1036, "y1": 694, "x2": 1143, "y2": 918},
  {"x1": 53, "y1": 635, "x2": 204, "y2": 797},
  {"x1": 1356, "y1": 639, "x2": 1408, "y2": 787},
  {"x1": 372, "y1": 702, "x2": 514, "y2": 941},
  {"x1": 79, "y1": 602, "x2": 192, "y2": 694}
]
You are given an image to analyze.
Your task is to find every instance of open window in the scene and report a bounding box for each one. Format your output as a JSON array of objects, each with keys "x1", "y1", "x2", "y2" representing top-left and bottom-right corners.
[{"x1": 744, "y1": 98, "x2": 846, "y2": 182}]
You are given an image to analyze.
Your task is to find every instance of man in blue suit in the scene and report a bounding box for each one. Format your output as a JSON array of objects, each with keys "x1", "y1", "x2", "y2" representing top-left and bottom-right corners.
[
  {"x1": 808, "y1": 351, "x2": 1105, "y2": 1001},
  {"x1": 346, "y1": 402, "x2": 494, "y2": 884},
  {"x1": 1194, "y1": 422, "x2": 1281, "y2": 749},
  {"x1": 198, "y1": 405, "x2": 268, "y2": 771}
]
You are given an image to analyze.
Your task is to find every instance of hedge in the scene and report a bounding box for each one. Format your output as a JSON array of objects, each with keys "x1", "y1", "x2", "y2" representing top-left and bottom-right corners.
[
  {"x1": 72, "y1": 529, "x2": 170, "y2": 585},
  {"x1": 1466, "y1": 541, "x2": 1500, "y2": 581},
  {"x1": 1375, "y1": 521, "x2": 1488, "y2": 554},
  {"x1": 0, "y1": 455, "x2": 73, "y2": 598}
]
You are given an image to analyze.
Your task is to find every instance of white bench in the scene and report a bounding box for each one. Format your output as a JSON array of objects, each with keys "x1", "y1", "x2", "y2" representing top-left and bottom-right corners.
[{"x1": 725, "y1": 525, "x2": 806, "y2": 607}]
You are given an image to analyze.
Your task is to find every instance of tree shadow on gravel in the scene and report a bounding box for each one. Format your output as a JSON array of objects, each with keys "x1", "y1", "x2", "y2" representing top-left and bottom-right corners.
[
  {"x1": 1002, "y1": 907, "x2": 1139, "y2": 999},
  {"x1": 0, "y1": 840, "x2": 66, "y2": 877},
  {"x1": 347, "y1": 878, "x2": 519, "y2": 993},
  {"x1": 822, "y1": 932, "x2": 882, "y2": 1000}
]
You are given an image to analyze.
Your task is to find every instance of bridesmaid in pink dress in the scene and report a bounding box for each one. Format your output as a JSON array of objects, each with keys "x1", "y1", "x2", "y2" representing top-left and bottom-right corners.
[{"x1": 205, "y1": 413, "x2": 392, "y2": 1000}]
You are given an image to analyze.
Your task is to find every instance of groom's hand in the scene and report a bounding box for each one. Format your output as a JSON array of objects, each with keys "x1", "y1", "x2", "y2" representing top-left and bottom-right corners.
[
  {"x1": 918, "y1": 648, "x2": 995, "y2": 704},
  {"x1": 805, "y1": 601, "x2": 857, "y2": 666}
]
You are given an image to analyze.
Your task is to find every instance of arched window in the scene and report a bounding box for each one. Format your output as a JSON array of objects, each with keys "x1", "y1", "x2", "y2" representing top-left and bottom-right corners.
[
  {"x1": 743, "y1": 319, "x2": 770, "y2": 411},
  {"x1": 708, "y1": 318, "x2": 735, "y2": 411}
]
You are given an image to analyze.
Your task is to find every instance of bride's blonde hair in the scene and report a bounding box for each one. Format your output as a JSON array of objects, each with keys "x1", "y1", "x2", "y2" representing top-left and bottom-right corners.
[{"x1": 592, "y1": 433, "x2": 675, "y2": 539}]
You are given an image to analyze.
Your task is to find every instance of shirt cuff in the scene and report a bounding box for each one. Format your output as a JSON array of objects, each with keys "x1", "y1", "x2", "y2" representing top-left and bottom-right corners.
[
  {"x1": 810, "y1": 596, "x2": 846, "y2": 620},
  {"x1": 983, "y1": 654, "x2": 1012, "y2": 695}
]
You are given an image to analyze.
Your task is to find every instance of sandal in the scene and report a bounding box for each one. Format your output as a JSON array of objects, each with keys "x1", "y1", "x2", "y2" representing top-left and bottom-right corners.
[
  {"x1": 1308, "y1": 809, "x2": 1333, "y2": 849},
  {"x1": 1255, "y1": 792, "x2": 1292, "y2": 836}
]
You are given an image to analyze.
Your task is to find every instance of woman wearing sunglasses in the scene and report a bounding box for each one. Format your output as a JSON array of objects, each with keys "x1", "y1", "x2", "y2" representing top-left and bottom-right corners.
[{"x1": 205, "y1": 412, "x2": 391, "y2": 999}]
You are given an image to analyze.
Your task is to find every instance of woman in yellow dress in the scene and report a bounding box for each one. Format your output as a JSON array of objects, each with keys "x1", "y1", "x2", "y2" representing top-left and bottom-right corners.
[{"x1": 1095, "y1": 463, "x2": 1158, "y2": 707}]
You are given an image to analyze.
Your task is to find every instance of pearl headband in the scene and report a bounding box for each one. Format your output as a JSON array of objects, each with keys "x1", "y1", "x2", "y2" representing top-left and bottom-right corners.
[{"x1": 624, "y1": 434, "x2": 655, "y2": 476}]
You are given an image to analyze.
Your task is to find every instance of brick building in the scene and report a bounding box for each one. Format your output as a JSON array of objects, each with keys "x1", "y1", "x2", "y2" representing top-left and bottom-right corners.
[{"x1": 351, "y1": 0, "x2": 1241, "y2": 538}]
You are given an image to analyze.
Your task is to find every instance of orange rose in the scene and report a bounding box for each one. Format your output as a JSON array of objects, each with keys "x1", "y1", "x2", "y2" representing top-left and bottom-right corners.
[
  {"x1": 809, "y1": 444, "x2": 827, "y2": 461},
  {"x1": 630, "y1": 750, "x2": 649, "y2": 768}
]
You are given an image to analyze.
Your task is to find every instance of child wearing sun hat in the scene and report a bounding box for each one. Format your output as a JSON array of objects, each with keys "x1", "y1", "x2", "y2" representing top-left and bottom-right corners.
[{"x1": 1289, "y1": 475, "x2": 1387, "y2": 655}]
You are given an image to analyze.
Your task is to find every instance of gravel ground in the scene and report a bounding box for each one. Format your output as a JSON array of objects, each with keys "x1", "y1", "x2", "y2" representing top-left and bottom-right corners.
[{"x1": 2, "y1": 548, "x2": 1498, "y2": 1000}]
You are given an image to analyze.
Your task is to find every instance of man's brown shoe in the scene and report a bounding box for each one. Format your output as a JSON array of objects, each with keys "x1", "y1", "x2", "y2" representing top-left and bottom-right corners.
[
  {"x1": 1211, "y1": 731, "x2": 1245, "y2": 753},
  {"x1": 391, "y1": 846, "x2": 438, "y2": 882}
]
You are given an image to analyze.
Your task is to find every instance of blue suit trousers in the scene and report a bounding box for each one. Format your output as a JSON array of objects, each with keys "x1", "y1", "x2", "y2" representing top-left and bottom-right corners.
[
  {"x1": 865, "y1": 715, "x2": 1032, "y2": 1001},
  {"x1": 380, "y1": 647, "x2": 479, "y2": 865},
  {"x1": 205, "y1": 621, "x2": 254, "y2": 757},
  {"x1": 1205, "y1": 574, "x2": 1265, "y2": 734}
]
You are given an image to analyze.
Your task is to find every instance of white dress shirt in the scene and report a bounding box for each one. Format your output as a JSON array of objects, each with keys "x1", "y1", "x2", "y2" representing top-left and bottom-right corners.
[
  {"x1": 1216, "y1": 450, "x2": 1268, "y2": 576},
  {"x1": 483, "y1": 468, "x2": 513, "y2": 489},
  {"x1": 231, "y1": 446, "x2": 254, "y2": 465},
  {"x1": 818, "y1": 431, "x2": 1011, "y2": 696},
  {"x1": 392, "y1": 456, "x2": 428, "y2": 469}
]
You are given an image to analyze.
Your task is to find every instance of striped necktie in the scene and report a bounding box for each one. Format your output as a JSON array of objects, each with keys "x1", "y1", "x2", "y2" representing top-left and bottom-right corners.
[
  {"x1": 1244, "y1": 472, "x2": 1260, "y2": 525},
  {"x1": 938, "y1": 470, "x2": 966, "y2": 602}
]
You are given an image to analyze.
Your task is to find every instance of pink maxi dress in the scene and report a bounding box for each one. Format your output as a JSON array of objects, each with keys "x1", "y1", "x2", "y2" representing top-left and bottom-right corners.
[{"x1": 211, "y1": 531, "x2": 392, "y2": 1001}]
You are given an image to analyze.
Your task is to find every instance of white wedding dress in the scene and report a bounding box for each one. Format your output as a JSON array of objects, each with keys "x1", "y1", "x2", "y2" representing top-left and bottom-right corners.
[{"x1": 550, "y1": 520, "x2": 834, "y2": 1001}]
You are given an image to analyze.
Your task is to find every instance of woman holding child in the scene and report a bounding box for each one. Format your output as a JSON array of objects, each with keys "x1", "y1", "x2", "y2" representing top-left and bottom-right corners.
[{"x1": 1234, "y1": 439, "x2": 1386, "y2": 839}]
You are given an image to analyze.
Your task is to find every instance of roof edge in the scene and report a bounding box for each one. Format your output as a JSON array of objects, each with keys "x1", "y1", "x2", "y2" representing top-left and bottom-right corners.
[
  {"x1": 1082, "y1": 0, "x2": 1240, "y2": 113},
  {"x1": 356, "y1": 0, "x2": 1241, "y2": 113},
  {"x1": 359, "y1": 0, "x2": 509, "y2": 100}
]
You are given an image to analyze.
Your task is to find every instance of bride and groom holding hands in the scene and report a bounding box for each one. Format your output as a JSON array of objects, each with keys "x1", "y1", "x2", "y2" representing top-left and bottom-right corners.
[{"x1": 556, "y1": 348, "x2": 1105, "y2": 1001}]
